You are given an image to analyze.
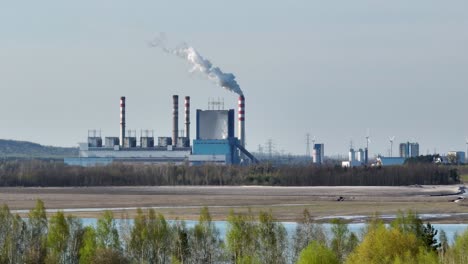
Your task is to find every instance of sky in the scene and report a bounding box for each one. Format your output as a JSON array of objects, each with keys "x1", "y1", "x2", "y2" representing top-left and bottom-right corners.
[{"x1": 1, "y1": 1, "x2": 467, "y2": 157}]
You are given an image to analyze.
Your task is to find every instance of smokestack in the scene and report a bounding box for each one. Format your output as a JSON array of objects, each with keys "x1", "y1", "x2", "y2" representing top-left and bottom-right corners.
[
  {"x1": 120, "y1": 96, "x2": 126, "y2": 147},
  {"x1": 172, "y1": 95, "x2": 179, "y2": 146},
  {"x1": 184, "y1": 96, "x2": 190, "y2": 145},
  {"x1": 238, "y1": 95, "x2": 245, "y2": 147}
]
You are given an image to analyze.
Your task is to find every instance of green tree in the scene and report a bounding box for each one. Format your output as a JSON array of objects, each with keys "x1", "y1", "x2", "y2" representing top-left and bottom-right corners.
[
  {"x1": 128, "y1": 209, "x2": 173, "y2": 263},
  {"x1": 117, "y1": 213, "x2": 133, "y2": 259},
  {"x1": 96, "y1": 211, "x2": 120, "y2": 251},
  {"x1": 91, "y1": 248, "x2": 129, "y2": 264},
  {"x1": 226, "y1": 210, "x2": 258, "y2": 263},
  {"x1": 414, "y1": 248, "x2": 439, "y2": 264},
  {"x1": 392, "y1": 247, "x2": 439, "y2": 264},
  {"x1": 190, "y1": 207, "x2": 223, "y2": 263},
  {"x1": 129, "y1": 208, "x2": 148, "y2": 262},
  {"x1": 439, "y1": 229, "x2": 448, "y2": 256},
  {"x1": 446, "y1": 228, "x2": 468, "y2": 264},
  {"x1": 297, "y1": 241, "x2": 339, "y2": 264},
  {"x1": 79, "y1": 227, "x2": 97, "y2": 264},
  {"x1": 330, "y1": 218, "x2": 357, "y2": 262},
  {"x1": 421, "y1": 222, "x2": 440, "y2": 251},
  {"x1": 46, "y1": 211, "x2": 70, "y2": 264},
  {"x1": 390, "y1": 210, "x2": 440, "y2": 251},
  {"x1": 171, "y1": 220, "x2": 190, "y2": 264},
  {"x1": 0, "y1": 205, "x2": 27, "y2": 264},
  {"x1": 292, "y1": 209, "x2": 327, "y2": 263},
  {"x1": 65, "y1": 216, "x2": 84, "y2": 264},
  {"x1": 147, "y1": 209, "x2": 171, "y2": 263},
  {"x1": 26, "y1": 199, "x2": 48, "y2": 264},
  {"x1": 346, "y1": 222, "x2": 422, "y2": 264},
  {"x1": 256, "y1": 210, "x2": 287, "y2": 264},
  {"x1": 390, "y1": 210, "x2": 423, "y2": 237}
]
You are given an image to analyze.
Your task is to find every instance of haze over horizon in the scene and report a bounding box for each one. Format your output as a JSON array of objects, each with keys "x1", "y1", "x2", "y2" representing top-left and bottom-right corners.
[{"x1": 1, "y1": 1, "x2": 467, "y2": 157}]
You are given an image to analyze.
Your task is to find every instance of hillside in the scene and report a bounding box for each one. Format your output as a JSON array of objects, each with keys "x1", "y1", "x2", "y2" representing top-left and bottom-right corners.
[{"x1": 0, "y1": 139, "x2": 78, "y2": 158}]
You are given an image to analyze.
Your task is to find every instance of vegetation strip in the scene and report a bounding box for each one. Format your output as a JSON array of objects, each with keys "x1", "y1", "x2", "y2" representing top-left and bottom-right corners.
[
  {"x1": 0, "y1": 159, "x2": 461, "y2": 186},
  {"x1": 1, "y1": 200, "x2": 468, "y2": 263}
]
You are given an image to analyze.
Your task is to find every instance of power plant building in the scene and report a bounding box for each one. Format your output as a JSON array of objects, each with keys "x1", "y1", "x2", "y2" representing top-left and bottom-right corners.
[
  {"x1": 190, "y1": 97, "x2": 256, "y2": 165},
  {"x1": 65, "y1": 95, "x2": 257, "y2": 166}
]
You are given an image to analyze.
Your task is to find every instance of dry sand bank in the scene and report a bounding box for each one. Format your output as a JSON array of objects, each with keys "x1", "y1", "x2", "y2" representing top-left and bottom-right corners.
[{"x1": 0, "y1": 185, "x2": 466, "y2": 223}]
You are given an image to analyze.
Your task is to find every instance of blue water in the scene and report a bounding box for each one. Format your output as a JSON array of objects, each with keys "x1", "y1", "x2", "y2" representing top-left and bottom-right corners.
[{"x1": 81, "y1": 218, "x2": 468, "y2": 245}]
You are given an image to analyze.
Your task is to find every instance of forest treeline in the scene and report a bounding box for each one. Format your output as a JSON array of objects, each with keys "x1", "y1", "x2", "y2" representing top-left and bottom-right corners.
[
  {"x1": 0, "y1": 159, "x2": 460, "y2": 186},
  {"x1": 0, "y1": 140, "x2": 77, "y2": 158},
  {"x1": 1, "y1": 200, "x2": 468, "y2": 264}
]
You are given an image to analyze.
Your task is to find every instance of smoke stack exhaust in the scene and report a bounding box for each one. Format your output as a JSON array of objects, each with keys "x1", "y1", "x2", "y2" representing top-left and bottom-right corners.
[
  {"x1": 184, "y1": 96, "x2": 190, "y2": 145},
  {"x1": 120, "y1": 96, "x2": 126, "y2": 147},
  {"x1": 238, "y1": 95, "x2": 245, "y2": 148},
  {"x1": 172, "y1": 95, "x2": 179, "y2": 146}
]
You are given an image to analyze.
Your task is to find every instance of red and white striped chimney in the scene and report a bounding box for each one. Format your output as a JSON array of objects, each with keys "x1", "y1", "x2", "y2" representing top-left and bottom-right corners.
[
  {"x1": 172, "y1": 95, "x2": 179, "y2": 146},
  {"x1": 238, "y1": 95, "x2": 245, "y2": 147},
  {"x1": 184, "y1": 96, "x2": 190, "y2": 144},
  {"x1": 120, "y1": 96, "x2": 126, "y2": 147}
]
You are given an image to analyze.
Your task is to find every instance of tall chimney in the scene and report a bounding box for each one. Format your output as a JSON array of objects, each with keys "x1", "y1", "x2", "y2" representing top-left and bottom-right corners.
[
  {"x1": 120, "y1": 96, "x2": 126, "y2": 147},
  {"x1": 184, "y1": 96, "x2": 190, "y2": 145},
  {"x1": 172, "y1": 95, "x2": 179, "y2": 146},
  {"x1": 238, "y1": 95, "x2": 245, "y2": 147}
]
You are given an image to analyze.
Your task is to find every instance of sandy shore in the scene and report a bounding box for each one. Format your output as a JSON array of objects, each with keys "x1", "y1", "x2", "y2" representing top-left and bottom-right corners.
[{"x1": 1, "y1": 185, "x2": 467, "y2": 223}]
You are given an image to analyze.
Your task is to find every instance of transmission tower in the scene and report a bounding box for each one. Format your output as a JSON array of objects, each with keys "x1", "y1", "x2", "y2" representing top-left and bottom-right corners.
[
  {"x1": 266, "y1": 139, "x2": 274, "y2": 160},
  {"x1": 466, "y1": 138, "x2": 468, "y2": 163}
]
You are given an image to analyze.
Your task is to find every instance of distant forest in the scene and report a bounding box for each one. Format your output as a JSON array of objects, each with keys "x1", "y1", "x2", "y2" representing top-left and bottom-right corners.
[
  {"x1": 0, "y1": 159, "x2": 460, "y2": 187},
  {"x1": 0, "y1": 139, "x2": 77, "y2": 158}
]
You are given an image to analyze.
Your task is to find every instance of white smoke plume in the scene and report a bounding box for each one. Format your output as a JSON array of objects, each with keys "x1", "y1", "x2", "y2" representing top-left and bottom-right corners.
[{"x1": 150, "y1": 34, "x2": 243, "y2": 96}]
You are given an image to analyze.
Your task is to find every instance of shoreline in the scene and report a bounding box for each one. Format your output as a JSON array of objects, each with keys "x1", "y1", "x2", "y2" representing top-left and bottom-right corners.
[
  {"x1": 11, "y1": 206, "x2": 468, "y2": 224},
  {"x1": 2, "y1": 185, "x2": 467, "y2": 223}
]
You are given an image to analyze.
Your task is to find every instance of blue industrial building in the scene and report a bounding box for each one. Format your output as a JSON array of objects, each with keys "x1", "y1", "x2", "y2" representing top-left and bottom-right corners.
[
  {"x1": 192, "y1": 138, "x2": 241, "y2": 165},
  {"x1": 376, "y1": 156, "x2": 406, "y2": 166},
  {"x1": 191, "y1": 108, "x2": 256, "y2": 164}
]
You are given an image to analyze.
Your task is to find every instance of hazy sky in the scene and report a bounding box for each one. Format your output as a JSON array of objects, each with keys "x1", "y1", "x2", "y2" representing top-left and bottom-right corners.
[{"x1": 1, "y1": 1, "x2": 467, "y2": 157}]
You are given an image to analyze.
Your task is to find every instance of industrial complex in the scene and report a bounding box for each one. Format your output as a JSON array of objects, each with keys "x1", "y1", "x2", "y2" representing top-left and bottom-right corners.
[
  {"x1": 62, "y1": 95, "x2": 466, "y2": 168},
  {"x1": 65, "y1": 95, "x2": 257, "y2": 166}
]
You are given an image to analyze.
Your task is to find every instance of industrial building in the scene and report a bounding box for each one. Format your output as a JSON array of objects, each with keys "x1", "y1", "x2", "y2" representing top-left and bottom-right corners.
[
  {"x1": 312, "y1": 144, "x2": 324, "y2": 164},
  {"x1": 446, "y1": 151, "x2": 466, "y2": 164},
  {"x1": 65, "y1": 95, "x2": 257, "y2": 166},
  {"x1": 375, "y1": 156, "x2": 406, "y2": 166},
  {"x1": 399, "y1": 142, "x2": 419, "y2": 158},
  {"x1": 342, "y1": 147, "x2": 368, "y2": 167}
]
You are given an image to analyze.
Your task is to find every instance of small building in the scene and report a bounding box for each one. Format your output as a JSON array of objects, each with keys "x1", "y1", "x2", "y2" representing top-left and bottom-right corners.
[
  {"x1": 341, "y1": 160, "x2": 363, "y2": 168},
  {"x1": 312, "y1": 144, "x2": 324, "y2": 164}
]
